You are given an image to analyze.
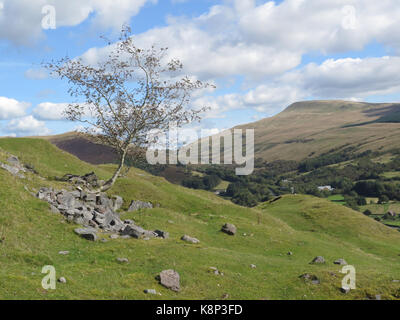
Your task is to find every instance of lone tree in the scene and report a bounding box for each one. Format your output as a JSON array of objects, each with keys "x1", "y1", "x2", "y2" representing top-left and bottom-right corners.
[{"x1": 44, "y1": 26, "x2": 212, "y2": 192}]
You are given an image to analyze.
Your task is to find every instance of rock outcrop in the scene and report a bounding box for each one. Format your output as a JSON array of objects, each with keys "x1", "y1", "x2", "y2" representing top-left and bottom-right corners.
[
  {"x1": 128, "y1": 200, "x2": 153, "y2": 212},
  {"x1": 0, "y1": 155, "x2": 35, "y2": 179},
  {"x1": 36, "y1": 185, "x2": 167, "y2": 241}
]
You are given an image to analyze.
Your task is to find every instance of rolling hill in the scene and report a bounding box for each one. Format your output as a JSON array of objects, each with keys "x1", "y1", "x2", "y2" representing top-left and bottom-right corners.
[
  {"x1": 39, "y1": 101, "x2": 400, "y2": 167},
  {"x1": 0, "y1": 138, "x2": 399, "y2": 299},
  {"x1": 205, "y1": 100, "x2": 400, "y2": 162},
  {"x1": 41, "y1": 132, "x2": 118, "y2": 165}
]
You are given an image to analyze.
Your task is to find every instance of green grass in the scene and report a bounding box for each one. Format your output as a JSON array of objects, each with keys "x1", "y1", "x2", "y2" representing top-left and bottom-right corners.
[
  {"x1": 1, "y1": 138, "x2": 400, "y2": 300},
  {"x1": 382, "y1": 171, "x2": 400, "y2": 179},
  {"x1": 327, "y1": 195, "x2": 346, "y2": 205},
  {"x1": 360, "y1": 202, "x2": 400, "y2": 215},
  {"x1": 215, "y1": 180, "x2": 230, "y2": 191}
]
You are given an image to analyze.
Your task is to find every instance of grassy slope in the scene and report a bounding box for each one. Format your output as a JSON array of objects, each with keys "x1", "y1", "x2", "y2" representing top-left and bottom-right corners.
[
  {"x1": 201, "y1": 100, "x2": 400, "y2": 162},
  {"x1": 0, "y1": 138, "x2": 400, "y2": 300}
]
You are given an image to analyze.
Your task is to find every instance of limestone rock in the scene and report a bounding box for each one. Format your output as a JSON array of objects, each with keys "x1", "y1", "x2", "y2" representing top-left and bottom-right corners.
[
  {"x1": 116, "y1": 257, "x2": 129, "y2": 263},
  {"x1": 128, "y1": 200, "x2": 153, "y2": 212},
  {"x1": 334, "y1": 258, "x2": 348, "y2": 265},
  {"x1": 154, "y1": 230, "x2": 169, "y2": 239},
  {"x1": 158, "y1": 269, "x2": 180, "y2": 292},
  {"x1": 221, "y1": 223, "x2": 237, "y2": 236},
  {"x1": 310, "y1": 256, "x2": 325, "y2": 264},
  {"x1": 181, "y1": 235, "x2": 200, "y2": 244},
  {"x1": 112, "y1": 196, "x2": 124, "y2": 211},
  {"x1": 74, "y1": 228, "x2": 97, "y2": 241},
  {"x1": 58, "y1": 277, "x2": 67, "y2": 284},
  {"x1": 121, "y1": 224, "x2": 147, "y2": 239}
]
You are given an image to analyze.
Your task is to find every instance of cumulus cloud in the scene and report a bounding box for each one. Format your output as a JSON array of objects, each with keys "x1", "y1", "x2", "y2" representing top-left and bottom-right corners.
[
  {"x1": 0, "y1": 97, "x2": 30, "y2": 120},
  {"x1": 0, "y1": 0, "x2": 156, "y2": 45},
  {"x1": 192, "y1": 54, "x2": 400, "y2": 117},
  {"x1": 32, "y1": 102, "x2": 70, "y2": 120},
  {"x1": 33, "y1": 102, "x2": 93, "y2": 120},
  {"x1": 298, "y1": 56, "x2": 400, "y2": 98},
  {"x1": 24, "y1": 68, "x2": 48, "y2": 80},
  {"x1": 5, "y1": 115, "x2": 51, "y2": 136},
  {"x1": 78, "y1": 0, "x2": 400, "y2": 83},
  {"x1": 4, "y1": 0, "x2": 400, "y2": 134}
]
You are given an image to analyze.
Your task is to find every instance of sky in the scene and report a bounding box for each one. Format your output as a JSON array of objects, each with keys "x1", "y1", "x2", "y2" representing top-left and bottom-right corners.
[{"x1": 1, "y1": 0, "x2": 400, "y2": 138}]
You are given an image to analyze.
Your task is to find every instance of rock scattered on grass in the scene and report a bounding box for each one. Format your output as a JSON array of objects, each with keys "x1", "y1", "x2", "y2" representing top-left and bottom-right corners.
[
  {"x1": 209, "y1": 267, "x2": 224, "y2": 276},
  {"x1": 250, "y1": 264, "x2": 256, "y2": 269},
  {"x1": 116, "y1": 257, "x2": 129, "y2": 264},
  {"x1": 334, "y1": 258, "x2": 347, "y2": 265},
  {"x1": 154, "y1": 230, "x2": 169, "y2": 239},
  {"x1": 300, "y1": 273, "x2": 320, "y2": 285},
  {"x1": 181, "y1": 235, "x2": 200, "y2": 244},
  {"x1": 158, "y1": 269, "x2": 180, "y2": 292},
  {"x1": 128, "y1": 200, "x2": 153, "y2": 212},
  {"x1": 58, "y1": 251, "x2": 69, "y2": 255},
  {"x1": 58, "y1": 277, "x2": 67, "y2": 284},
  {"x1": 340, "y1": 287, "x2": 350, "y2": 294},
  {"x1": 74, "y1": 228, "x2": 98, "y2": 241},
  {"x1": 310, "y1": 256, "x2": 325, "y2": 264},
  {"x1": 221, "y1": 223, "x2": 237, "y2": 236},
  {"x1": 144, "y1": 289, "x2": 157, "y2": 295}
]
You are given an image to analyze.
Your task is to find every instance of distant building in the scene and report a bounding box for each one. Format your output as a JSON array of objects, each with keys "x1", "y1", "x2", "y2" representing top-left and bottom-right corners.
[{"x1": 318, "y1": 185, "x2": 334, "y2": 192}]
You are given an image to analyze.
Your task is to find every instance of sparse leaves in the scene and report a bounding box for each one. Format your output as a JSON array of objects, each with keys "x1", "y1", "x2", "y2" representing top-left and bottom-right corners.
[{"x1": 43, "y1": 26, "x2": 212, "y2": 192}]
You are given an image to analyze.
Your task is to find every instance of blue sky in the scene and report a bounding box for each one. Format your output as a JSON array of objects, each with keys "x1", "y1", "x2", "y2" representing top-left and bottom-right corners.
[{"x1": 1, "y1": 0, "x2": 400, "y2": 137}]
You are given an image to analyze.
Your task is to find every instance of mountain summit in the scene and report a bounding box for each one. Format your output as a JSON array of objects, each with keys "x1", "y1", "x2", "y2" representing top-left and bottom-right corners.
[{"x1": 232, "y1": 100, "x2": 400, "y2": 161}]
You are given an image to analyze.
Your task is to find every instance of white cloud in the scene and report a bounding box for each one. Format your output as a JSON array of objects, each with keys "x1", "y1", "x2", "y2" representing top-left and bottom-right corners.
[
  {"x1": 24, "y1": 68, "x2": 48, "y2": 80},
  {"x1": 4, "y1": 0, "x2": 400, "y2": 133},
  {"x1": 292, "y1": 56, "x2": 400, "y2": 98},
  {"x1": 0, "y1": 97, "x2": 30, "y2": 120},
  {"x1": 0, "y1": 0, "x2": 156, "y2": 45},
  {"x1": 33, "y1": 102, "x2": 93, "y2": 120},
  {"x1": 77, "y1": 0, "x2": 400, "y2": 85},
  {"x1": 33, "y1": 102, "x2": 70, "y2": 120},
  {"x1": 5, "y1": 115, "x2": 51, "y2": 136},
  {"x1": 190, "y1": 54, "x2": 400, "y2": 118}
]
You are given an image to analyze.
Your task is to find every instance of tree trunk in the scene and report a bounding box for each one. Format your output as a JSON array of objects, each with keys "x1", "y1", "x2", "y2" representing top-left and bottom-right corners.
[{"x1": 89, "y1": 149, "x2": 128, "y2": 194}]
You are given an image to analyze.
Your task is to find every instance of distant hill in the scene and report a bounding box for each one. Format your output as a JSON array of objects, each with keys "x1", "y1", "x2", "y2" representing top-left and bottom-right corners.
[
  {"x1": 42, "y1": 132, "x2": 118, "y2": 165},
  {"x1": 205, "y1": 100, "x2": 400, "y2": 162}
]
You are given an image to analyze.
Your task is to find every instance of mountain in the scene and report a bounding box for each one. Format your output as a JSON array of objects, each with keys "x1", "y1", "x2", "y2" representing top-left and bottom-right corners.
[
  {"x1": 209, "y1": 100, "x2": 400, "y2": 162},
  {"x1": 41, "y1": 101, "x2": 400, "y2": 166},
  {"x1": 1, "y1": 137, "x2": 400, "y2": 299}
]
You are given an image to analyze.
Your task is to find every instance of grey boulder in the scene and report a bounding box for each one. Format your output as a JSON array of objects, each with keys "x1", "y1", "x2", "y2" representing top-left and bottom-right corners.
[
  {"x1": 74, "y1": 228, "x2": 98, "y2": 241},
  {"x1": 154, "y1": 230, "x2": 169, "y2": 239},
  {"x1": 112, "y1": 196, "x2": 124, "y2": 211},
  {"x1": 128, "y1": 200, "x2": 153, "y2": 212},
  {"x1": 334, "y1": 258, "x2": 348, "y2": 265},
  {"x1": 121, "y1": 224, "x2": 147, "y2": 239},
  {"x1": 158, "y1": 269, "x2": 180, "y2": 292},
  {"x1": 310, "y1": 256, "x2": 326, "y2": 264},
  {"x1": 221, "y1": 223, "x2": 237, "y2": 236},
  {"x1": 181, "y1": 235, "x2": 200, "y2": 244}
]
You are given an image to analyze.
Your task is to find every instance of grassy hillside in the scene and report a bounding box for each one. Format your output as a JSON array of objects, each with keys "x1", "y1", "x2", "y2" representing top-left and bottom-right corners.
[
  {"x1": 0, "y1": 138, "x2": 400, "y2": 300},
  {"x1": 202, "y1": 100, "x2": 400, "y2": 162}
]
